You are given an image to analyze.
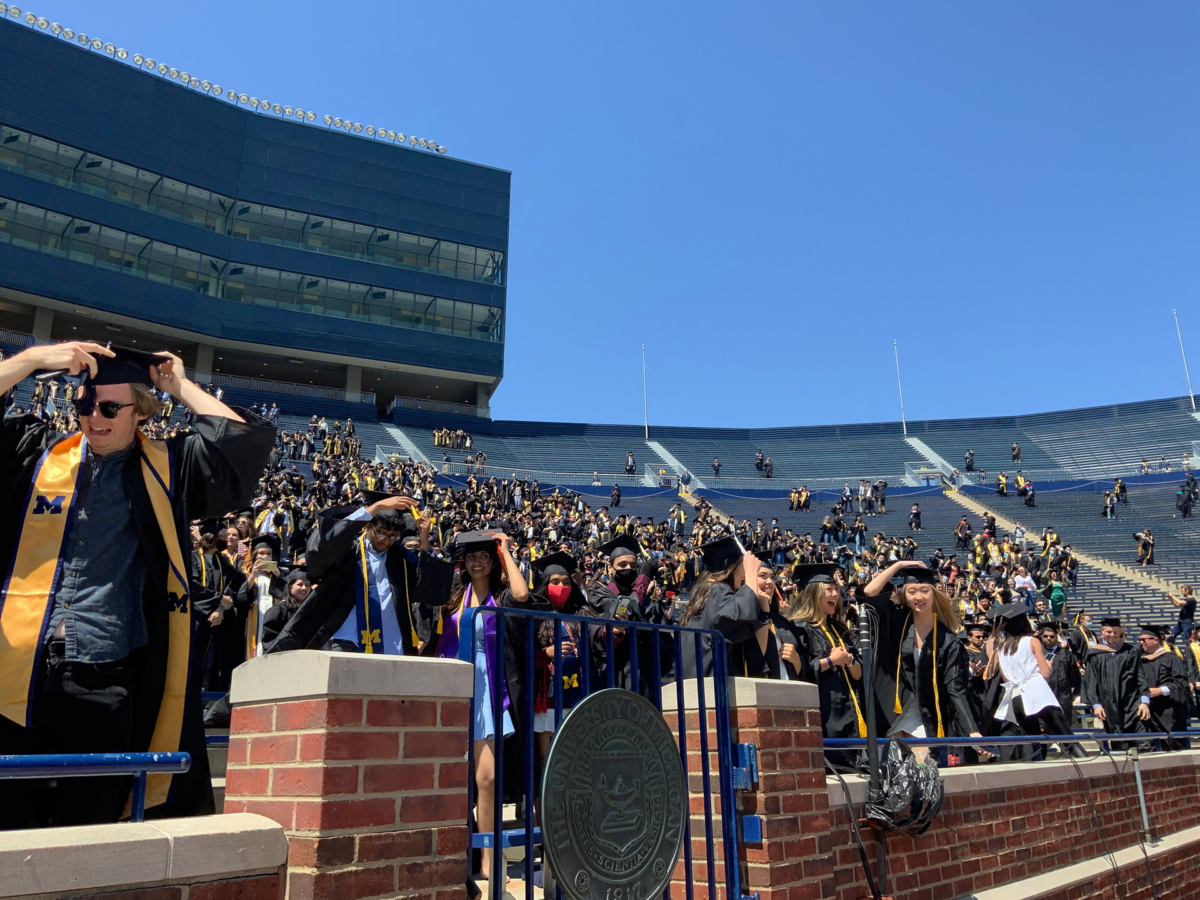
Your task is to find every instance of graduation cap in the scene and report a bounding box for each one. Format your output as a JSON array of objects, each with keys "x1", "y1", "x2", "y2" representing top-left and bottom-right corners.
[
  {"x1": 236, "y1": 508, "x2": 255, "y2": 521},
  {"x1": 893, "y1": 566, "x2": 939, "y2": 586},
  {"x1": 995, "y1": 602, "x2": 1032, "y2": 621},
  {"x1": 532, "y1": 552, "x2": 577, "y2": 578},
  {"x1": 362, "y1": 490, "x2": 407, "y2": 506},
  {"x1": 1100, "y1": 617, "x2": 1123, "y2": 628},
  {"x1": 792, "y1": 563, "x2": 839, "y2": 589},
  {"x1": 80, "y1": 345, "x2": 171, "y2": 387},
  {"x1": 197, "y1": 518, "x2": 221, "y2": 537},
  {"x1": 965, "y1": 622, "x2": 990, "y2": 634},
  {"x1": 1139, "y1": 623, "x2": 1167, "y2": 640},
  {"x1": 451, "y1": 531, "x2": 501, "y2": 558},
  {"x1": 754, "y1": 550, "x2": 775, "y2": 566},
  {"x1": 698, "y1": 535, "x2": 743, "y2": 572},
  {"x1": 286, "y1": 566, "x2": 310, "y2": 584},
  {"x1": 599, "y1": 533, "x2": 641, "y2": 562},
  {"x1": 251, "y1": 533, "x2": 281, "y2": 559}
]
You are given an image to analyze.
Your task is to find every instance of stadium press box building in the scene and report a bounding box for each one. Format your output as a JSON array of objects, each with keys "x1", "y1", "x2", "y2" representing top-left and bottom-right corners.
[{"x1": 0, "y1": 17, "x2": 509, "y2": 416}]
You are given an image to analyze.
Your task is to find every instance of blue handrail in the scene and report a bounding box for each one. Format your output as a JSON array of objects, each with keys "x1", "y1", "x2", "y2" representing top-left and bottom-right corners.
[
  {"x1": 0, "y1": 752, "x2": 191, "y2": 823},
  {"x1": 824, "y1": 732, "x2": 1184, "y2": 748}
]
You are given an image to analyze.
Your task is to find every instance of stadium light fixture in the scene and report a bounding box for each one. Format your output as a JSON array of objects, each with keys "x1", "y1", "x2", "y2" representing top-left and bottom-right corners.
[
  {"x1": 8, "y1": 12, "x2": 452, "y2": 158},
  {"x1": 0, "y1": 5, "x2": 8, "y2": 16}
]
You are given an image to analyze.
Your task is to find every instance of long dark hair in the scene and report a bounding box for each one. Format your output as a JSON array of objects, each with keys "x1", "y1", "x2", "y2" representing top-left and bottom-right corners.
[
  {"x1": 680, "y1": 561, "x2": 740, "y2": 626},
  {"x1": 445, "y1": 550, "x2": 505, "y2": 616},
  {"x1": 998, "y1": 611, "x2": 1033, "y2": 655}
]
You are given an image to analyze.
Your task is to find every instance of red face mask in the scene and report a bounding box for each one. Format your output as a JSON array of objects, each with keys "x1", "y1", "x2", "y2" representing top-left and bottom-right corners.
[{"x1": 547, "y1": 583, "x2": 572, "y2": 607}]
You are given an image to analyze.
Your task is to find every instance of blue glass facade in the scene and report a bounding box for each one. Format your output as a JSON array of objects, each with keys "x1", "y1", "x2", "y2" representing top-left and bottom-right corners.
[{"x1": 0, "y1": 19, "x2": 509, "y2": 402}]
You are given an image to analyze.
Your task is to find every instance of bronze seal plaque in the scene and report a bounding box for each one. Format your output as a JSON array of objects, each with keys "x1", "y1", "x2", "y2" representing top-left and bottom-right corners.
[{"x1": 541, "y1": 688, "x2": 687, "y2": 900}]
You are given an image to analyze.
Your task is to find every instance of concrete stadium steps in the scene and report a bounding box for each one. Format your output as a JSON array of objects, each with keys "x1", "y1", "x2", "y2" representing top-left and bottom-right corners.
[
  {"x1": 911, "y1": 422, "x2": 1065, "y2": 477},
  {"x1": 948, "y1": 490, "x2": 1176, "y2": 622},
  {"x1": 656, "y1": 426, "x2": 912, "y2": 483}
]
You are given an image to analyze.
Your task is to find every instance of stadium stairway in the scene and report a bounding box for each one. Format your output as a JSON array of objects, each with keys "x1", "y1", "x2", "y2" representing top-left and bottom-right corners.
[{"x1": 948, "y1": 490, "x2": 1175, "y2": 622}]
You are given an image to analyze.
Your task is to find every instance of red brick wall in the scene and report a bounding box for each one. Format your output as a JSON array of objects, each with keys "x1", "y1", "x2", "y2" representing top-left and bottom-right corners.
[
  {"x1": 827, "y1": 761, "x2": 1200, "y2": 900},
  {"x1": 224, "y1": 696, "x2": 469, "y2": 900},
  {"x1": 1032, "y1": 834, "x2": 1200, "y2": 900}
]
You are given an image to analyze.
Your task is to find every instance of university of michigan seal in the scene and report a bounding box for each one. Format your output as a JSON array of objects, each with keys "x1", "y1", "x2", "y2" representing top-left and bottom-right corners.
[{"x1": 541, "y1": 688, "x2": 686, "y2": 900}]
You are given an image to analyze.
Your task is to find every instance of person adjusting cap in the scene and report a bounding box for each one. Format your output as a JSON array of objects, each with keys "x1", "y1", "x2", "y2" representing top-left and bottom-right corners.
[
  {"x1": 792, "y1": 562, "x2": 840, "y2": 588},
  {"x1": 598, "y1": 533, "x2": 641, "y2": 562},
  {"x1": 82, "y1": 345, "x2": 171, "y2": 386},
  {"x1": 893, "y1": 566, "x2": 939, "y2": 586},
  {"x1": 699, "y1": 535, "x2": 742, "y2": 572},
  {"x1": 451, "y1": 530, "x2": 500, "y2": 558}
]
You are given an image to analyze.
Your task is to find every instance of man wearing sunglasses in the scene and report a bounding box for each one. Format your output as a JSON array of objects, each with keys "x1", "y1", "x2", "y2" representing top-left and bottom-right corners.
[{"x1": 0, "y1": 340, "x2": 274, "y2": 829}]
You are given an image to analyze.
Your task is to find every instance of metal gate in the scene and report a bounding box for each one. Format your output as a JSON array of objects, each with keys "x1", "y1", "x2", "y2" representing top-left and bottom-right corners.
[{"x1": 458, "y1": 605, "x2": 744, "y2": 900}]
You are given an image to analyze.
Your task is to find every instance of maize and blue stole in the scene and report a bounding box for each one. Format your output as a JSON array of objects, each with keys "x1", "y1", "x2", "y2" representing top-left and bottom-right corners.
[
  {"x1": 0, "y1": 431, "x2": 192, "y2": 812},
  {"x1": 353, "y1": 533, "x2": 417, "y2": 653}
]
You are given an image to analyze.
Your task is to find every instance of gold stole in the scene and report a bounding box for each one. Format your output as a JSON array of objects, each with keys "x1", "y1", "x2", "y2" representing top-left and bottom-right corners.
[{"x1": 0, "y1": 432, "x2": 192, "y2": 813}]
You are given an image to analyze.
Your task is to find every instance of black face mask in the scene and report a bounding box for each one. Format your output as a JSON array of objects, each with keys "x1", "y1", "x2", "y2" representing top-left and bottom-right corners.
[{"x1": 612, "y1": 568, "x2": 638, "y2": 591}]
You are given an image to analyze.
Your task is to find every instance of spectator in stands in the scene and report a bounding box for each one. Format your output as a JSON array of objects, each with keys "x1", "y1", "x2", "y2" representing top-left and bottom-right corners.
[
  {"x1": 1168, "y1": 586, "x2": 1196, "y2": 644},
  {"x1": 1176, "y1": 485, "x2": 1193, "y2": 518},
  {"x1": 1103, "y1": 491, "x2": 1116, "y2": 519},
  {"x1": 997, "y1": 471, "x2": 1008, "y2": 497},
  {"x1": 259, "y1": 567, "x2": 310, "y2": 648},
  {"x1": 0, "y1": 342, "x2": 272, "y2": 828},
  {"x1": 1024, "y1": 480, "x2": 1036, "y2": 507},
  {"x1": 1141, "y1": 458, "x2": 1151, "y2": 474},
  {"x1": 763, "y1": 456, "x2": 774, "y2": 478},
  {"x1": 1011, "y1": 443, "x2": 1021, "y2": 464},
  {"x1": 611, "y1": 484, "x2": 621, "y2": 508},
  {"x1": 964, "y1": 449, "x2": 974, "y2": 472},
  {"x1": 1115, "y1": 477, "x2": 1128, "y2": 503},
  {"x1": 755, "y1": 449, "x2": 764, "y2": 471},
  {"x1": 712, "y1": 457, "x2": 721, "y2": 477},
  {"x1": 872, "y1": 478, "x2": 888, "y2": 513},
  {"x1": 908, "y1": 503, "x2": 922, "y2": 533},
  {"x1": 1134, "y1": 529, "x2": 1155, "y2": 566},
  {"x1": 625, "y1": 451, "x2": 636, "y2": 475}
]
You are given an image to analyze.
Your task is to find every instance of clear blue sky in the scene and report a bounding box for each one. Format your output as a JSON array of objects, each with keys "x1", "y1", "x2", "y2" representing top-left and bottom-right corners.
[{"x1": 35, "y1": 1, "x2": 1200, "y2": 428}]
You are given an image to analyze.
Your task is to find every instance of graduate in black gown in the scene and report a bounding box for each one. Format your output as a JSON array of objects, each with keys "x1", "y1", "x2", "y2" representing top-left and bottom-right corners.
[
  {"x1": 586, "y1": 534, "x2": 673, "y2": 696},
  {"x1": 788, "y1": 563, "x2": 866, "y2": 771},
  {"x1": 1136, "y1": 624, "x2": 1190, "y2": 750},
  {"x1": 1080, "y1": 617, "x2": 1147, "y2": 750},
  {"x1": 680, "y1": 536, "x2": 775, "y2": 678},
  {"x1": 1040, "y1": 621, "x2": 1081, "y2": 718},
  {"x1": 862, "y1": 561, "x2": 988, "y2": 763}
]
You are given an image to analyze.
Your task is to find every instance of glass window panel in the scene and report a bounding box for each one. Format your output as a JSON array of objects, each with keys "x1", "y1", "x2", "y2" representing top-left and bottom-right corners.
[
  {"x1": 24, "y1": 135, "x2": 59, "y2": 179},
  {"x1": 121, "y1": 233, "x2": 149, "y2": 275},
  {"x1": 278, "y1": 271, "x2": 302, "y2": 309},
  {"x1": 223, "y1": 263, "x2": 249, "y2": 303},
  {"x1": 172, "y1": 247, "x2": 202, "y2": 291},
  {"x1": 300, "y1": 213, "x2": 325, "y2": 248},
  {"x1": 351, "y1": 224, "x2": 374, "y2": 258},
  {"x1": 183, "y1": 185, "x2": 214, "y2": 228},
  {"x1": 134, "y1": 169, "x2": 161, "y2": 207},
  {"x1": 78, "y1": 153, "x2": 112, "y2": 194},
  {"x1": 371, "y1": 230, "x2": 396, "y2": 262},
  {"x1": 300, "y1": 276, "x2": 325, "y2": 314},
  {"x1": 253, "y1": 268, "x2": 279, "y2": 306},
  {"x1": 52, "y1": 143, "x2": 84, "y2": 185},
  {"x1": 65, "y1": 218, "x2": 98, "y2": 263},
  {"x1": 107, "y1": 162, "x2": 137, "y2": 202},
  {"x1": 196, "y1": 255, "x2": 222, "y2": 296},
  {"x1": 231, "y1": 202, "x2": 259, "y2": 240},
  {"x1": 0, "y1": 198, "x2": 14, "y2": 242},
  {"x1": 95, "y1": 226, "x2": 128, "y2": 271},
  {"x1": 260, "y1": 206, "x2": 286, "y2": 245},
  {"x1": 38, "y1": 210, "x2": 71, "y2": 255},
  {"x1": 0, "y1": 126, "x2": 29, "y2": 168},
  {"x1": 329, "y1": 220, "x2": 355, "y2": 255},
  {"x1": 347, "y1": 283, "x2": 370, "y2": 320},
  {"x1": 11, "y1": 202, "x2": 45, "y2": 249},
  {"x1": 324, "y1": 279, "x2": 350, "y2": 316},
  {"x1": 146, "y1": 241, "x2": 176, "y2": 283},
  {"x1": 158, "y1": 178, "x2": 188, "y2": 219}
]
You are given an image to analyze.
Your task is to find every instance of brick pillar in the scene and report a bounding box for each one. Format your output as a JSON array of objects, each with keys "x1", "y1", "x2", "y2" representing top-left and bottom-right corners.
[
  {"x1": 664, "y1": 678, "x2": 835, "y2": 900},
  {"x1": 225, "y1": 650, "x2": 474, "y2": 900}
]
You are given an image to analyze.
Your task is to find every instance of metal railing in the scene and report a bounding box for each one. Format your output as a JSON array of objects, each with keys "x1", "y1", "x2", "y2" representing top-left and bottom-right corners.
[
  {"x1": 193, "y1": 372, "x2": 376, "y2": 406},
  {"x1": 391, "y1": 396, "x2": 491, "y2": 418},
  {"x1": 457, "y1": 605, "x2": 740, "y2": 900},
  {"x1": 0, "y1": 752, "x2": 191, "y2": 822},
  {"x1": 433, "y1": 460, "x2": 650, "y2": 487}
]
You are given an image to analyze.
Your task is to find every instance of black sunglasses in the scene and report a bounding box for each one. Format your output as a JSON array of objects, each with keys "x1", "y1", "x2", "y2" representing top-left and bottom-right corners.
[{"x1": 74, "y1": 396, "x2": 135, "y2": 419}]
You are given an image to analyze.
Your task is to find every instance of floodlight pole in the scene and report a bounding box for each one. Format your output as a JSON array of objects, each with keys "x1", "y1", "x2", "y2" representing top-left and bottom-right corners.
[
  {"x1": 1173, "y1": 309, "x2": 1196, "y2": 412},
  {"x1": 894, "y1": 339, "x2": 908, "y2": 437},
  {"x1": 642, "y1": 343, "x2": 649, "y2": 441}
]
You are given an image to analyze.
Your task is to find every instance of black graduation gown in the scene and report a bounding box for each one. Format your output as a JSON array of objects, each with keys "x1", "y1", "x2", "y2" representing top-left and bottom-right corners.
[
  {"x1": 1081, "y1": 643, "x2": 1146, "y2": 746},
  {"x1": 268, "y1": 505, "x2": 454, "y2": 654},
  {"x1": 793, "y1": 618, "x2": 864, "y2": 769},
  {"x1": 770, "y1": 612, "x2": 801, "y2": 680},
  {"x1": 864, "y1": 590, "x2": 978, "y2": 739},
  {"x1": 680, "y1": 583, "x2": 770, "y2": 679},
  {"x1": 588, "y1": 575, "x2": 674, "y2": 696},
  {"x1": 1045, "y1": 644, "x2": 1081, "y2": 716},
  {"x1": 1140, "y1": 651, "x2": 1189, "y2": 749},
  {"x1": 0, "y1": 410, "x2": 274, "y2": 821},
  {"x1": 260, "y1": 601, "x2": 299, "y2": 648}
]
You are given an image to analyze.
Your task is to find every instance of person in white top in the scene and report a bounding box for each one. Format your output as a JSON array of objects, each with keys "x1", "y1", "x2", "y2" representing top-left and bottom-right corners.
[{"x1": 992, "y1": 603, "x2": 1086, "y2": 761}]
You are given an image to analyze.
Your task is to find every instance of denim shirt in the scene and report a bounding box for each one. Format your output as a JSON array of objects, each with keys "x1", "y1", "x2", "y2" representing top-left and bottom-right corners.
[{"x1": 47, "y1": 445, "x2": 149, "y2": 663}]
